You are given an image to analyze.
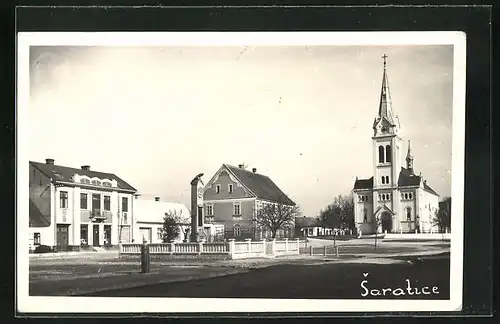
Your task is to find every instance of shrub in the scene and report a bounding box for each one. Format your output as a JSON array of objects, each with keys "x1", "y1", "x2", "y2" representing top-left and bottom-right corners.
[{"x1": 34, "y1": 245, "x2": 52, "y2": 254}]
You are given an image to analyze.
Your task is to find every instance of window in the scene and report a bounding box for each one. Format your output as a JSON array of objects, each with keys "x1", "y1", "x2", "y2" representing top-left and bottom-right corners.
[
  {"x1": 228, "y1": 184, "x2": 233, "y2": 193},
  {"x1": 216, "y1": 184, "x2": 220, "y2": 194},
  {"x1": 80, "y1": 225, "x2": 88, "y2": 245},
  {"x1": 409, "y1": 193, "x2": 413, "y2": 199},
  {"x1": 33, "y1": 233, "x2": 41, "y2": 245},
  {"x1": 406, "y1": 207, "x2": 412, "y2": 221},
  {"x1": 206, "y1": 204, "x2": 213, "y2": 216},
  {"x1": 102, "y1": 181, "x2": 112, "y2": 187},
  {"x1": 381, "y1": 176, "x2": 385, "y2": 184},
  {"x1": 385, "y1": 145, "x2": 392, "y2": 162},
  {"x1": 157, "y1": 228, "x2": 163, "y2": 241},
  {"x1": 378, "y1": 145, "x2": 385, "y2": 163},
  {"x1": 385, "y1": 176, "x2": 389, "y2": 184},
  {"x1": 80, "y1": 178, "x2": 90, "y2": 184},
  {"x1": 80, "y1": 193, "x2": 88, "y2": 209},
  {"x1": 233, "y1": 202, "x2": 241, "y2": 216},
  {"x1": 234, "y1": 225, "x2": 241, "y2": 237},
  {"x1": 363, "y1": 209, "x2": 368, "y2": 222},
  {"x1": 92, "y1": 193, "x2": 101, "y2": 212},
  {"x1": 104, "y1": 195, "x2": 111, "y2": 211},
  {"x1": 404, "y1": 193, "x2": 408, "y2": 199},
  {"x1": 91, "y1": 180, "x2": 101, "y2": 186},
  {"x1": 60, "y1": 191, "x2": 68, "y2": 208},
  {"x1": 122, "y1": 197, "x2": 128, "y2": 212}
]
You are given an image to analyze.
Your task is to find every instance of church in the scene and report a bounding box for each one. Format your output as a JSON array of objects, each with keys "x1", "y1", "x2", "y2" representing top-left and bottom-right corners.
[{"x1": 353, "y1": 55, "x2": 439, "y2": 235}]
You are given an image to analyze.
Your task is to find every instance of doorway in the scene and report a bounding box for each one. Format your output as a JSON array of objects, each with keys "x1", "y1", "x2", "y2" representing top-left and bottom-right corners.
[
  {"x1": 56, "y1": 224, "x2": 69, "y2": 251},
  {"x1": 93, "y1": 224, "x2": 100, "y2": 246},
  {"x1": 381, "y1": 212, "x2": 393, "y2": 233},
  {"x1": 104, "y1": 225, "x2": 111, "y2": 246}
]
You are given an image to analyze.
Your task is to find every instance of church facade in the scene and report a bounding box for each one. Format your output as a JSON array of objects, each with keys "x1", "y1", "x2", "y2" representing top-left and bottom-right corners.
[{"x1": 353, "y1": 56, "x2": 439, "y2": 235}]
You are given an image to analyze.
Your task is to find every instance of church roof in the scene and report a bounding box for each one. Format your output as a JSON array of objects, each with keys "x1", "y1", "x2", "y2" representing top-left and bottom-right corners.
[
  {"x1": 353, "y1": 169, "x2": 438, "y2": 196},
  {"x1": 353, "y1": 177, "x2": 374, "y2": 190}
]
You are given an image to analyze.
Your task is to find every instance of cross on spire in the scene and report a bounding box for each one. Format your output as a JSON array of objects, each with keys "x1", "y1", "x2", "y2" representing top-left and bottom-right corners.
[{"x1": 382, "y1": 54, "x2": 388, "y2": 67}]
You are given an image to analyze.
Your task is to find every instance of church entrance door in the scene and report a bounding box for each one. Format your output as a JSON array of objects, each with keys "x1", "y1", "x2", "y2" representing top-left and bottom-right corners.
[{"x1": 381, "y1": 212, "x2": 393, "y2": 233}]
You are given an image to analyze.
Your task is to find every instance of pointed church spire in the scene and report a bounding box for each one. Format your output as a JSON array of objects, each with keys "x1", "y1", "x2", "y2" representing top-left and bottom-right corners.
[
  {"x1": 378, "y1": 54, "x2": 395, "y2": 125},
  {"x1": 406, "y1": 140, "x2": 414, "y2": 173}
]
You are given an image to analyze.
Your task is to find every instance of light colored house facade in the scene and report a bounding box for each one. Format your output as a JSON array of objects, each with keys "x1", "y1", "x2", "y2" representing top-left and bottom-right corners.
[
  {"x1": 295, "y1": 216, "x2": 334, "y2": 237},
  {"x1": 29, "y1": 159, "x2": 137, "y2": 251},
  {"x1": 352, "y1": 57, "x2": 439, "y2": 235},
  {"x1": 132, "y1": 195, "x2": 191, "y2": 243},
  {"x1": 203, "y1": 164, "x2": 296, "y2": 240}
]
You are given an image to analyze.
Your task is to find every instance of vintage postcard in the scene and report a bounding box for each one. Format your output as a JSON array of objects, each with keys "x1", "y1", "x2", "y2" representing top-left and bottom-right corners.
[{"x1": 17, "y1": 31, "x2": 465, "y2": 313}]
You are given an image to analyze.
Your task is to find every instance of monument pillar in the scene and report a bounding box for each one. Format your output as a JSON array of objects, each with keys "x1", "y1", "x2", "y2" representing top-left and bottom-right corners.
[{"x1": 190, "y1": 173, "x2": 205, "y2": 242}]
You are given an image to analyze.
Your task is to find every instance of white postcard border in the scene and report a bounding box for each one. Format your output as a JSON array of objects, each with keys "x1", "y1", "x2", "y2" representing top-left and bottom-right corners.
[{"x1": 17, "y1": 31, "x2": 466, "y2": 313}]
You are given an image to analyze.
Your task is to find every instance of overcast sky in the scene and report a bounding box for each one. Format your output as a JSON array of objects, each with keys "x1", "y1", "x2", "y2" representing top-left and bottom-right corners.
[{"x1": 28, "y1": 45, "x2": 453, "y2": 217}]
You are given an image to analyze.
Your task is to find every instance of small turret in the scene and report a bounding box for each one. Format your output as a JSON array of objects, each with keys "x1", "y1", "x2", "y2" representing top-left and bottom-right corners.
[{"x1": 406, "y1": 140, "x2": 414, "y2": 174}]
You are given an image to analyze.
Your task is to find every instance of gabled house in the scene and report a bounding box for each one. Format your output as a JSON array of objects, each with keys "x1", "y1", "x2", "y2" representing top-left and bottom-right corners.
[
  {"x1": 202, "y1": 164, "x2": 296, "y2": 240},
  {"x1": 29, "y1": 158, "x2": 137, "y2": 251},
  {"x1": 294, "y1": 216, "x2": 334, "y2": 237}
]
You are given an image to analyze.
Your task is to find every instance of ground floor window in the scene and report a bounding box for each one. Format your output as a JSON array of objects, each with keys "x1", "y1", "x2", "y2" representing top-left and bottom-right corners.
[
  {"x1": 80, "y1": 225, "x2": 88, "y2": 245},
  {"x1": 234, "y1": 225, "x2": 241, "y2": 237},
  {"x1": 33, "y1": 233, "x2": 41, "y2": 245},
  {"x1": 157, "y1": 227, "x2": 163, "y2": 241}
]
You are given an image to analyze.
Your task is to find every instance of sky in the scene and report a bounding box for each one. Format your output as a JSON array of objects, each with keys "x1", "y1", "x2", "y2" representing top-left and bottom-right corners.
[{"x1": 28, "y1": 44, "x2": 454, "y2": 217}]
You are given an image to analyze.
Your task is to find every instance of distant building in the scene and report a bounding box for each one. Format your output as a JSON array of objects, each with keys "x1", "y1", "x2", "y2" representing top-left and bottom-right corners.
[
  {"x1": 29, "y1": 158, "x2": 137, "y2": 251},
  {"x1": 352, "y1": 56, "x2": 439, "y2": 235},
  {"x1": 295, "y1": 216, "x2": 334, "y2": 237},
  {"x1": 133, "y1": 196, "x2": 191, "y2": 243},
  {"x1": 203, "y1": 164, "x2": 296, "y2": 240}
]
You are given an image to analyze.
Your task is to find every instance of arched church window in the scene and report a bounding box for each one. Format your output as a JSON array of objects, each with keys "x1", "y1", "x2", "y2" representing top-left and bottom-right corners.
[
  {"x1": 381, "y1": 177, "x2": 385, "y2": 184},
  {"x1": 401, "y1": 193, "x2": 404, "y2": 200},
  {"x1": 386, "y1": 145, "x2": 392, "y2": 162},
  {"x1": 378, "y1": 194, "x2": 381, "y2": 201},
  {"x1": 385, "y1": 176, "x2": 389, "y2": 184},
  {"x1": 404, "y1": 193, "x2": 408, "y2": 200},
  {"x1": 363, "y1": 209, "x2": 367, "y2": 222},
  {"x1": 378, "y1": 146, "x2": 385, "y2": 163},
  {"x1": 409, "y1": 193, "x2": 413, "y2": 199},
  {"x1": 406, "y1": 207, "x2": 412, "y2": 221}
]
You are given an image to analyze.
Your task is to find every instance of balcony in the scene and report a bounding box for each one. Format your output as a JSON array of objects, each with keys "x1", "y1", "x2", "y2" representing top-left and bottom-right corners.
[{"x1": 89, "y1": 210, "x2": 108, "y2": 222}]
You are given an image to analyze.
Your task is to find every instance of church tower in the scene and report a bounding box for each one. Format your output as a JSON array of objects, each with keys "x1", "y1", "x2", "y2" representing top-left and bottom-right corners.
[{"x1": 372, "y1": 55, "x2": 402, "y2": 215}]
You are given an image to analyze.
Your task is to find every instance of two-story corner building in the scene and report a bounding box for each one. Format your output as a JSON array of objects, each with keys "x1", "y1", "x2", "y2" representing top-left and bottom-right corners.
[
  {"x1": 202, "y1": 164, "x2": 296, "y2": 240},
  {"x1": 352, "y1": 56, "x2": 439, "y2": 235},
  {"x1": 29, "y1": 158, "x2": 137, "y2": 251},
  {"x1": 133, "y1": 195, "x2": 191, "y2": 243}
]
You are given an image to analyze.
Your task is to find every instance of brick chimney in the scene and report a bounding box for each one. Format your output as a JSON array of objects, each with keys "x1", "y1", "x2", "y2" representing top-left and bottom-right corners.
[
  {"x1": 155, "y1": 196, "x2": 160, "y2": 202},
  {"x1": 252, "y1": 168, "x2": 257, "y2": 173},
  {"x1": 45, "y1": 158, "x2": 54, "y2": 165},
  {"x1": 81, "y1": 165, "x2": 90, "y2": 171}
]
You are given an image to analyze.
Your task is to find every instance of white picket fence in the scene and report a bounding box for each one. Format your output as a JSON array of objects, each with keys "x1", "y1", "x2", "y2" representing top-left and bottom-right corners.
[{"x1": 119, "y1": 238, "x2": 301, "y2": 259}]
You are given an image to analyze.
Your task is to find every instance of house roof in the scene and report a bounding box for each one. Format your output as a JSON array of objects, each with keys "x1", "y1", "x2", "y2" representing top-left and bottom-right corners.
[
  {"x1": 354, "y1": 177, "x2": 373, "y2": 190},
  {"x1": 29, "y1": 199, "x2": 50, "y2": 227},
  {"x1": 134, "y1": 198, "x2": 191, "y2": 224},
  {"x1": 30, "y1": 161, "x2": 137, "y2": 192},
  {"x1": 225, "y1": 164, "x2": 296, "y2": 206},
  {"x1": 295, "y1": 216, "x2": 320, "y2": 228}
]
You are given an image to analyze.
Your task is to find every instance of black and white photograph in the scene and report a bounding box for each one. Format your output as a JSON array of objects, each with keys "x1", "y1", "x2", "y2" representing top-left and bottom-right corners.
[{"x1": 17, "y1": 31, "x2": 465, "y2": 313}]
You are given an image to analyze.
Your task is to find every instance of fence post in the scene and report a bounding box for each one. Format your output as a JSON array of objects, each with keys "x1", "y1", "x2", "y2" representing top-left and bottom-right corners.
[
  {"x1": 118, "y1": 243, "x2": 122, "y2": 258},
  {"x1": 140, "y1": 241, "x2": 150, "y2": 274},
  {"x1": 199, "y1": 239, "x2": 204, "y2": 255},
  {"x1": 170, "y1": 241, "x2": 175, "y2": 255},
  {"x1": 323, "y1": 246, "x2": 327, "y2": 257},
  {"x1": 245, "y1": 238, "x2": 252, "y2": 256},
  {"x1": 296, "y1": 238, "x2": 300, "y2": 253},
  {"x1": 228, "y1": 238, "x2": 235, "y2": 257},
  {"x1": 284, "y1": 238, "x2": 288, "y2": 252},
  {"x1": 272, "y1": 238, "x2": 276, "y2": 256},
  {"x1": 335, "y1": 245, "x2": 339, "y2": 257}
]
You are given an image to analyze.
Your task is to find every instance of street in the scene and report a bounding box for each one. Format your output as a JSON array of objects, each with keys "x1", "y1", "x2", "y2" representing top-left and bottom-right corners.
[{"x1": 81, "y1": 254, "x2": 450, "y2": 299}]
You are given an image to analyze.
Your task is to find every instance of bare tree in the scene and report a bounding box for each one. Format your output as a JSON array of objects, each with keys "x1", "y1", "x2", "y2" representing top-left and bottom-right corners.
[
  {"x1": 162, "y1": 209, "x2": 184, "y2": 243},
  {"x1": 319, "y1": 194, "x2": 355, "y2": 233},
  {"x1": 432, "y1": 207, "x2": 450, "y2": 234},
  {"x1": 255, "y1": 202, "x2": 300, "y2": 239}
]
